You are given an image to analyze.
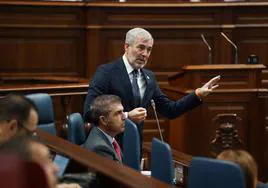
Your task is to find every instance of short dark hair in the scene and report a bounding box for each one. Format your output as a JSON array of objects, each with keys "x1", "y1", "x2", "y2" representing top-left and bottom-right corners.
[
  {"x1": 90, "y1": 95, "x2": 122, "y2": 125},
  {"x1": 0, "y1": 94, "x2": 38, "y2": 126}
]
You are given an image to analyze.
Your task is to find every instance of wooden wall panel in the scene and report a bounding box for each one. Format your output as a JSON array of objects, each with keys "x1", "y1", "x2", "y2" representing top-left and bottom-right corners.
[
  {"x1": 234, "y1": 6, "x2": 268, "y2": 24},
  {"x1": 2, "y1": 2, "x2": 268, "y2": 79},
  {"x1": 0, "y1": 3, "x2": 86, "y2": 77},
  {"x1": 150, "y1": 37, "x2": 208, "y2": 69},
  {"x1": 235, "y1": 28, "x2": 268, "y2": 86},
  {"x1": 87, "y1": 6, "x2": 220, "y2": 26},
  {"x1": 167, "y1": 92, "x2": 253, "y2": 155},
  {"x1": 0, "y1": 29, "x2": 85, "y2": 76},
  {"x1": 0, "y1": 5, "x2": 85, "y2": 26}
]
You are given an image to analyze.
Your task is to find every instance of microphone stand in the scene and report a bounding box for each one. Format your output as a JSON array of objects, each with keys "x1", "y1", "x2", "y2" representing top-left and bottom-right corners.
[
  {"x1": 221, "y1": 32, "x2": 238, "y2": 64},
  {"x1": 201, "y1": 34, "x2": 212, "y2": 64},
  {"x1": 151, "y1": 100, "x2": 164, "y2": 142}
]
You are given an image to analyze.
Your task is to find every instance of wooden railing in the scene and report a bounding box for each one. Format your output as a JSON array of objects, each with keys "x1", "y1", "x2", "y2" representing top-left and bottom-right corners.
[
  {"x1": 0, "y1": 75, "x2": 170, "y2": 142},
  {"x1": 0, "y1": 76, "x2": 89, "y2": 135},
  {"x1": 37, "y1": 129, "x2": 175, "y2": 188}
]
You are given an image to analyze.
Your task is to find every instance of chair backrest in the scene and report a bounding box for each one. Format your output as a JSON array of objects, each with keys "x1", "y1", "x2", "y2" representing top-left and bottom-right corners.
[
  {"x1": 123, "y1": 119, "x2": 140, "y2": 171},
  {"x1": 257, "y1": 183, "x2": 268, "y2": 188},
  {"x1": 151, "y1": 138, "x2": 174, "y2": 184},
  {"x1": 0, "y1": 153, "x2": 49, "y2": 188},
  {"x1": 188, "y1": 157, "x2": 245, "y2": 188},
  {"x1": 67, "y1": 112, "x2": 86, "y2": 146},
  {"x1": 26, "y1": 93, "x2": 56, "y2": 135}
]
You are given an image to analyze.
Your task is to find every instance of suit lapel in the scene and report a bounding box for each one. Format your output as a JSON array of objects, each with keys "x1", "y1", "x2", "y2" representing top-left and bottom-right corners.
[
  {"x1": 95, "y1": 127, "x2": 123, "y2": 163},
  {"x1": 114, "y1": 59, "x2": 136, "y2": 109},
  {"x1": 114, "y1": 59, "x2": 154, "y2": 109}
]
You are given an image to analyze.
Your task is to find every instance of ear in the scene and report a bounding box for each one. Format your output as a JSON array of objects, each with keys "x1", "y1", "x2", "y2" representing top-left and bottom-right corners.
[
  {"x1": 124, "y1": 43, "x2": 129, "y2": 52},
  {"x1": 99, "y1": 116, "x2": 108, "y2": 126},
  {"x1": 0, "y1": 126, "x2": 3, "y2": 136},
  {"x1": 7, "y1": 120, "x2": 19, "y2": 136}
]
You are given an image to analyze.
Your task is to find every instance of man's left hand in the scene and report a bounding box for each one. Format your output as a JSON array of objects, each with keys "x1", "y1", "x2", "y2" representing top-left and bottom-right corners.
[{"x1": 195, "y1": 75, "x2": 221, "y2": 99}]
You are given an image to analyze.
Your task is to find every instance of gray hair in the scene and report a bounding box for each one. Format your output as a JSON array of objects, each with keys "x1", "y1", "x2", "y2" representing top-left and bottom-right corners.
[{"x1": 125, "y1": 28, "x2": 153, "y2": 45}]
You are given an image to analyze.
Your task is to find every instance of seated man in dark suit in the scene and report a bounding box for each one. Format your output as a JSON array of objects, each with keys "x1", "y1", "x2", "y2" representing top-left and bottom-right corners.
[{"x1": 84, "y1": 95, "x2": 125, "y2": 164}]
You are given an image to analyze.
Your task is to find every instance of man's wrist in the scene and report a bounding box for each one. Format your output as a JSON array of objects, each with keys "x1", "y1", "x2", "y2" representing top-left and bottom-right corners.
[
  {"x1": 195, "y1": 88, "x2": 203, "y2": 101},
  {"x1": 124, "y1": 112, "x2": 128, "y2": 119}
]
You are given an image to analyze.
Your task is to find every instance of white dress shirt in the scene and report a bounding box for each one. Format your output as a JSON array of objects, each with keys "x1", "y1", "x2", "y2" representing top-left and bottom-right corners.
[{"x1": 122, "y1": 54, "x2": 146, "y2": 100}]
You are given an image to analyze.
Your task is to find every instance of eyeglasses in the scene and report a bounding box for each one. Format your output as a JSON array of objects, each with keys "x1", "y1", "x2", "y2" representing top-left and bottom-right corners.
[{"x1": 17, "y1": 121, "x2": 36, "y2": 137}]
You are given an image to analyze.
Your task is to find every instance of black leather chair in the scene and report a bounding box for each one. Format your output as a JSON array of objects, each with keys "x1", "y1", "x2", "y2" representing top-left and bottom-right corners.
[{"x1": 257, "y1": 183, "x2": 268, "y2": 188}]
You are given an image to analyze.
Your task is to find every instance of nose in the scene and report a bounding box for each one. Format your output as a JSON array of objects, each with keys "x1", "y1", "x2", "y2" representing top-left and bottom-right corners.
[
  {"x1": 122, "y1": 112, "x2": 127, "y2": 120},
  {"x1": 141, "y1": 49, "x2": 149, "y2": 57},
  {"x1": 53, "y1": 163, "x2": 60, "y2": 174}
]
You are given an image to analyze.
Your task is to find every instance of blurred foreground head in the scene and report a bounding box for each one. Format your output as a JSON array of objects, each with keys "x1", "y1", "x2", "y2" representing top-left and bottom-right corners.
[
  {"x1": 0, "y1": 137, "x2": 59, "y2": 188},
  {"x1": 217, "y1": 149, "x2": 258, "y2": 188}
]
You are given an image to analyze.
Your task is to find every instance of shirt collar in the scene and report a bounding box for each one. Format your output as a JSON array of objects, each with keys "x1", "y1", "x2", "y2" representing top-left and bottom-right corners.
[
  {"x1": 97, "y1": 127, "x2": 114, "y2": 144},
  {"x1": 122, "y1": 54, "x2": 140, "y2": 75}
]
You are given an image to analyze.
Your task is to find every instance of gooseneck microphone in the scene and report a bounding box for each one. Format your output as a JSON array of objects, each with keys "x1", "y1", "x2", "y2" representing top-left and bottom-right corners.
[
  {"x1": 221, "y1": 32, "x2": 238, "y2": 64},
  {"x1": 151, "y1": 99, "x2": 164, "y2": 142},
  {"x1": 201, "y1": 34, "x2": 212, "y2": 64}
]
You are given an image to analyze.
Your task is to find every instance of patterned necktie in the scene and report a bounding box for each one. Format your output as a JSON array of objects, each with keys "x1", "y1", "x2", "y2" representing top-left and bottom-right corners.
[
  {"x1": 132, "y1": 69, "x2": 141, "y2": 107},
  {"x1": 112, "y1": 139, "x2": 122, "y2": 161}
]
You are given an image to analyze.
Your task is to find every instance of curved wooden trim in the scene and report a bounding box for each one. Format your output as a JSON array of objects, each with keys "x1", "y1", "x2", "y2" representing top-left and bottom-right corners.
[
  {"x1": 162, "y1": 86, "x2": 267, "y2": 94},
  {"x1": 0, "y1": 1, "x2": 85, "y2": 7},
  {"x1": 86, "y1": 2, "x2": 268, "y2": 8},
  {"x1": 1, "y1": 1, "x2": 268, "y2": 8},
  {"x1": 181, "y1": 64, "x2": 266, "y2": 70},
  {"x1": 37, "y1": 129, "x2": 173, "y2": 188}
]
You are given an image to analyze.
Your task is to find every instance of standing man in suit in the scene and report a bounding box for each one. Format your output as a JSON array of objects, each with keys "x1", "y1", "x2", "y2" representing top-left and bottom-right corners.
[
  {"x1": 84, "y1": 95, "x2": 125, "y2": 163},
  {"x1": 83, "y1": 27, "x2": 220, "y2": 148}
]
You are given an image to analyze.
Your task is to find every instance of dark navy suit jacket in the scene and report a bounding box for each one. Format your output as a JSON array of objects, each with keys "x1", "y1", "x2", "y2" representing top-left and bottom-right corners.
[{"x1": 83, "y1": 58, "x2": 202, "y2": 146}]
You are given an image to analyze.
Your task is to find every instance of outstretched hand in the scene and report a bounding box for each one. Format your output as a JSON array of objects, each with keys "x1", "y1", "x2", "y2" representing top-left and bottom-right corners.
[
  {"x1": 57, "y1": 183, "x2": 81, "y2": 188},
  {"x1": 195, "y1": 75, "x2": 221, "y2": 98}
]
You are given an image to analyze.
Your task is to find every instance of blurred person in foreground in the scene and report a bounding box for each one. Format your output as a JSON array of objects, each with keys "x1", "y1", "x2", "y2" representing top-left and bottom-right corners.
[
  {"x1": 217, "y1": 149, "x2": 258, "y2": 188},
  {"x1": 0, "y1": 136, "x2": 81, "y2": 188}
]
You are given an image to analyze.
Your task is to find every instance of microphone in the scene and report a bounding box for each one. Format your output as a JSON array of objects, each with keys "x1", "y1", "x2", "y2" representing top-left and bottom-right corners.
[
  {"x1": 201, "y1": 34, "x2": 212, "y2": 64},
  {"x1": 151, "y1": 99, "x2": 164, "y2": 142},
  {"x1": 221, "y1": 32, "x2": 238, "y2": 64}
]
